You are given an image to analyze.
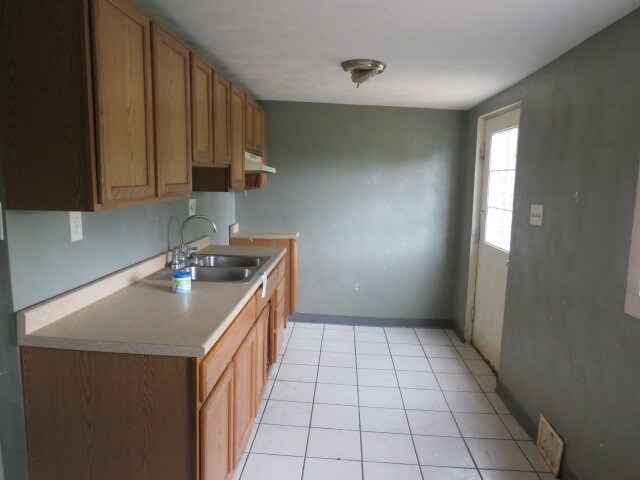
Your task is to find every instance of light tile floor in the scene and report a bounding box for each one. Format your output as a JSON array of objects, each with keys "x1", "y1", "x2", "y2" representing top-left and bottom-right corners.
[{"x1": 235, "y1": 322, "x2": 552, "y2": 480}]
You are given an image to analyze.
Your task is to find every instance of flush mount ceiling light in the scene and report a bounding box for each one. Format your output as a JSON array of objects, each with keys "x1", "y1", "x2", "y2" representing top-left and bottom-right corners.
[{"x1": 341, "y1": 59, "x2": 386, "y2": 88}]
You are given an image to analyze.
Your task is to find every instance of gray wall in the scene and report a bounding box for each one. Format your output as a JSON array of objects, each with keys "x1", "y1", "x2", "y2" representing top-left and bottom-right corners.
[
  {"x1": 7, "y1": 192, "x2": 235, "y2": 310},
  {"x1": 236, "y1": 102, "x2": 465, "y2": 320},
  {"x1": 453, "y1": 9, "x2": 640, "y2": 480}
]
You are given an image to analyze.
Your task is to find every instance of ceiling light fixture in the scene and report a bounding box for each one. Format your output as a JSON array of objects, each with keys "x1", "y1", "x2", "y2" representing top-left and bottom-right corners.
[{"x1": 341, "y1": 59, "x2": 386, "y2": 88}]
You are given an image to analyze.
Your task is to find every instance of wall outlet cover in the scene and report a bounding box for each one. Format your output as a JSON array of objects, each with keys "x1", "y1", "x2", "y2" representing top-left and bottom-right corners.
[
  {"x1": 69, "y1": 212, "x2": 83, "y2": 242},
  {"x1": 188, "y1": 198, "x2": 197, "y2": 216},
  {"x1": 530, "y1": 204, "x2": 544, "y2": 226}
]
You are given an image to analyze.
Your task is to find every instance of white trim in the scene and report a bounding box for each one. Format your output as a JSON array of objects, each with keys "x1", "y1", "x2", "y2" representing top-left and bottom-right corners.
[
  {"x1": 624, "y1": 159, "x2": 640, "y2": 319},
  {"x1": 462, "y1": 102, "x2": 522, "y2": 342}
]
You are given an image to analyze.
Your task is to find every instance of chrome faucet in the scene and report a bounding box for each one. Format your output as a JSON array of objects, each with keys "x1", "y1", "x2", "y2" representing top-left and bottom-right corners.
[{"x1": 172, "y1": 214, "x2": 217, "y2": 269}]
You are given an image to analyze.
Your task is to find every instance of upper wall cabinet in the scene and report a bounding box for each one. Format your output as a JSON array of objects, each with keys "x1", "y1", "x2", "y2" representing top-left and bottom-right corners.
[
  {"x1": 191, "y1": 53, "x2": 214, "y2": 166},
  {"x1": 152, "y1": 24, "x2": 192, "y2": 197},
  {"x1": 244, "y1": 97, "x2": 256, "y2": 152},
  {"x1": 229, "y1": 85, "x2": 246, "y2": 191},
  {"x1": 2, "y1": 0, "x2": 192, "y2": 211},
  {"x1": 213, "y1": 72, "x2": 232, "y2": 166}
]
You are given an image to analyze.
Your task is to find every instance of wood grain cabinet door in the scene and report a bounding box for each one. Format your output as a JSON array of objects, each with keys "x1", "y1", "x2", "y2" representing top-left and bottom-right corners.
[
  {"x1": 229, "y1": 85, "x2": 245, "y2": 190},
  {"x1": 201, "y1": 363, "x2": 235, "y2": 480},
  {"x1": 254, "y1": 104, "x2": 264, "y2": 155},
  {"x1": 254, "y1": 306, "x2": 269, "y2": 407},
  {"x1": 233, "y1": 328, "x2": 256, "y2": 461},
  {"x1": 151, "y1": 24, "x2": 192, "y2": 197},
  {"x1": 190, "y1": 53, "x2": 214, "y2": 165},
  {"x1": 213, "y1": 72, "x2": 232, "y2": 165},
  {"x1": 91, "y1": 0, "x2": 157, "y2": 204},
  {"x1": 245, "y1": 97, "x2": 256, "y2": 152}
]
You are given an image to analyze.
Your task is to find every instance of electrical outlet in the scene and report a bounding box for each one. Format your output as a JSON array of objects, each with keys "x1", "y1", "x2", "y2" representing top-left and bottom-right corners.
[
  {"x1": 188, "y1": 198, "x2": 196, "y2": 216},
  {"x1": 0, "y1": 202, "x2": 4, "y2": 241},
  {"x1": 69, "y1": 212, "x2": 83, "y2": 242},
  {"x1": 530, "y1": 204, "x2": 544, "y2": 226}
]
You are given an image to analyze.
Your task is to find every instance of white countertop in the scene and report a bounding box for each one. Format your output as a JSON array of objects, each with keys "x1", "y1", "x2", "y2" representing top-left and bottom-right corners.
[{"x1": 17, "y1": 244, "x2": 286, "y2": 357}]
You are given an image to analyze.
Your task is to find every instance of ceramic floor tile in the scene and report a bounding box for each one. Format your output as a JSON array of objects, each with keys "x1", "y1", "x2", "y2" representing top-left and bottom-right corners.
[
  {"x1": 429, "y1": 358, "x2": 471, "y2": 374},
  {"x1": 261, "y1": 400, "x2": 313, "y2": 427},
  {"x1": 314, "y1": 382, "x2": 358, "y2": 406},
  {"x1": 246, "y1": 423, "x2": 259, "y2": 449},
  {"x1": 354, "y1": 326, "x2": 382, "y2": 332},
  {"x1": 485, "y1": 393, "x2": 510, "y2": 415},
  {"x1": 474, "y1": 375, "x2": 497, "y2": 392},
  {"x1": 436, "y1": 373, "x2": 482, "y2": 392},
  {"x1": 478, "y1": 471, "x2": 539, "y2": 480},
  {"x1": 444, "y1": 391, "x2": 495, "y2": 413},
  {"x1": 456, "y1": 346, "x2": 482, "y2": 360},
  {"x1": 283, "y1": 350, "x2": 321, "y2": 366},
  {"x1": 416, "y1": 330, "x2": 452, "y2": 346},
  {"x1": 294, "y1": 322, "x2": 325, "y2": 329},
  {"x1": 464, "y1": 359, "x2": 494, "y2": 376},
  {"x1": 263, "y1": 380, "x2": 275, "y2": 399},
  {"x1": 384, "y1": 326, "x2": 413, "y2": 334},
  {"x1": 413, "y1": 435, "x2": 474, "y2": 468},
  {"x1": 268, "y1": 363, "x2": 280, "y2": 380},
  {"x1": 355, "y1": 331, "x2": 388, "y2": 343},
  {"x1": 360, "y1": 407, "x2": 410, "y2": 433},
  {"x1": 317, "y1": 366, "x2": 358, "y2": 385},
  {"x1": 386, "y1": 332, "x2": 420, "y2": 344},
  {"x1": 517, "y1": 441, "x2": 552, "y2": 472},
  {"x1": 406, "y1": 410, "x2": 460, "y2": 437},
  {"x1": 321, "y1": 340, "x2": 356, "y2": 353},
  {"x1": 423, "y1": 345, "x2": 461, "y2": 358},
  {"x1": 323, "y1": 329, "x2": 355, "y2": 341},
  {"x1": 422, "y1": 466, "x2": 481, "y2": 480},
  {"x1": 254, "y1": 400, "x2": 267, "y2": 423},
  {"x1": 306, "y1": 428, "x2": 361, "y2": 460},
  {"x1": 466, "y1": 438, "x2": 533, "y2": 471},
  {"x1": 303, "y1": 458, "x2": 362, "y2": 480},
  {"x1": 537, "y1": 474, "x2": 556, "y2": 480},
  {"x1": 363, "y1": 462, "x2": 422, "y2": 480},
  {"x1": 401, "y1": 388, "x2": 450, "y2": 411},
  {"x1": 287, "y1": 338, "x2": 322, "y2": 352},
  {"x1": 291, "y1": 328, "x2": 324, "y2": 340},
  {"x1": 320, "y1": 351, "x2": 356, "y2": 368},
  {"x1": 500, "y1": 415, "x2": 531, "y2": 441},
  {"x1": 393, "y1": 356, "x2": 433, "y2": 372},
  {"x1": 323, "y1": 324, "x2": 354, "y2": 331},
  {"x1": 270, "y1": 380, "x2": 316, "y2": 402},
  {"x1": 389, "y1": 343, "x2": 426, "y2": 357},
  {"x1": 453, "y1": 413, "x2": 511, "y2": 439},
  {"x1": 278, "y1": 364, "x2": 318, "y2": 383},
  {"x1": 361, "y1": 432, "x2": 418, "y2": 464},
  {"x1": 311, "y1": 403, "x2": 360, "y2": 430},
  {"x1": 251, "y1": 424, "x2": 309, "y2": 456},
  {"x1": 355, "y1": 341, "x2": 391, "y2": 355},
  {"x1": 240, "y1": 453, "x2": 304, "y2": 480},
  {"x1": 356, "y1": 354, "x2": 394, "y2": 370},
  {"x1": 396, "y1": 370, "x2": 439, "y2": 389},
  {"x1": 357, "y1": 368, "x2": 398, "y2": 387},
  {"x1": 358, "y1": 386, "x2": 404, "y2": 408}
]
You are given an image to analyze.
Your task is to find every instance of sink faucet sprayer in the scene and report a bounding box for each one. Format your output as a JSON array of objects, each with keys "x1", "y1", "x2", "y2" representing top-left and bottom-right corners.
[{"x1": 172, "y1": 215, "x2": 217, "y2": 269}]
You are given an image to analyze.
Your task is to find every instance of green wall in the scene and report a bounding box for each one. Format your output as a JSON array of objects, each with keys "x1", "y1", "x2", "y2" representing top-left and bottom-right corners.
[
  {"x1": 454, "y1": 8, "x2": 640, "y2": 479},
  {"x1": 236, "y1": 102, "x2": 465, "y2": 320}
]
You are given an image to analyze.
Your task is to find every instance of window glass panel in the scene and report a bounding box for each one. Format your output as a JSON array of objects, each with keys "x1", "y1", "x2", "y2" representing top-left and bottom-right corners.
[{"x1": 507, "y1": 128, "x2": 519, "y2": 169}]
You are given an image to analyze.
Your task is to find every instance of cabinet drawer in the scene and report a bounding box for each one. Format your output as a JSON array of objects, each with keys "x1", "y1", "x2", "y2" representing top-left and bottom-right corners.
[
  {"x1": 254, "y1": 270, "x2": 277, "y2": 315},
  {"x1": 277, "y1": 259, "x2": 286, "y2": 284},
  {"x1": 275, "y1": 277, "x2": 285, "y2": 307},
  {"x1": 199, "y1": 296, "x2": 256, "y2": 402}
]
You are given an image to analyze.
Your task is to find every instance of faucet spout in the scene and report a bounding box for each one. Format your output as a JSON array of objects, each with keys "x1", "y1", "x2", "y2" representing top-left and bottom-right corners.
[
  {"x1": 180, "y1": 214, "x2": 217, "y2": 246},
  {"x1": 172, "y1": 215, "x2": 217, "y2": 269}
]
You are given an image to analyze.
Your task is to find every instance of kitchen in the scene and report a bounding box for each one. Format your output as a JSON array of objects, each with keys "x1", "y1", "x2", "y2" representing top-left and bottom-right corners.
[{"x1": 1, "y1": 1, "x2": 640, "y2": 480}]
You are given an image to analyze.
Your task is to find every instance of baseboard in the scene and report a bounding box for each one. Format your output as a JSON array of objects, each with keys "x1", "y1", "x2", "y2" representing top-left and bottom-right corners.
[
  {"x1": 290, "y1": 313, "x2": 453, "y2": 329},
  {"x1": 496, "y1": 379, "x2": 580, "y2": 480},
  {"x1": 450, "y1": 321, "x2": 466, "y2": 343}
]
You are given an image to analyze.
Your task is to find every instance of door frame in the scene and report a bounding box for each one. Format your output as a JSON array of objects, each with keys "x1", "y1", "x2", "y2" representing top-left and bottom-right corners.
[{"x1": 462, "y1": 101, "x2": 522, "y2": 342}]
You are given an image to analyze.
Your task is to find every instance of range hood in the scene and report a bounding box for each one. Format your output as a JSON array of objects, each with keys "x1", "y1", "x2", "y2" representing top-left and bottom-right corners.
[{"x1": 244, "y1": 152, "x2": 276, "y2": 174}]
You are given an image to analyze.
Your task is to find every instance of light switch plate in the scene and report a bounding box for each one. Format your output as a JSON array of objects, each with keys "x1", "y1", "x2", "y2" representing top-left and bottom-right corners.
[
  {"x1": 0, "y1": 202, "x2": 4, "y2": 241},
  {"x1": 530, "y1": 204, "x2": 544, "y2": 226},
  {"x1": 69, "y1": 212, "x2": 83, "y2": 242},
  {"x1": 188, "y1": 198, "x2": 196, "y2": 216}
]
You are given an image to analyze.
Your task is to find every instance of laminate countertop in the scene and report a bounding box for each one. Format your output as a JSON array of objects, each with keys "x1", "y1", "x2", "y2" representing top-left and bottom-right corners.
[{"x1": 17, "y1": 244, "x2": 286, "y2": 357}]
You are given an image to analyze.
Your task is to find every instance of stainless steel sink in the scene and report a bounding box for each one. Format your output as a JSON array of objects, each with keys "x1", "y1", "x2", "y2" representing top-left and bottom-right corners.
[
  {"x1": 192, "y1": 254, "x2": 267, "y2": 268},
  {"x1": 149, "y1": 266, "x2": 255, "y2": 283}
]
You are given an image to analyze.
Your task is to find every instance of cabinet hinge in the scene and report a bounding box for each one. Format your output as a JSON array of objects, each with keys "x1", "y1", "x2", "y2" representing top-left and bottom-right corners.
[{"x1": 480, "y1": 143, "x2": 486, "y2": 160}]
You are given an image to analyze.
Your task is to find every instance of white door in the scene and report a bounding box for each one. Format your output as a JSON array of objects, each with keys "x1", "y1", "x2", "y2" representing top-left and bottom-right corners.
[{"x1": 472, "y1": 107, "x2": 520, "y2": 371}]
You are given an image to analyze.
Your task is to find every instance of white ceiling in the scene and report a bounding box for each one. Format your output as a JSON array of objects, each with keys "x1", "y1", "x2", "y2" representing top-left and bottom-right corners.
[{"x1": 140, "y1": 0, "x2": 640, "y2": 110}]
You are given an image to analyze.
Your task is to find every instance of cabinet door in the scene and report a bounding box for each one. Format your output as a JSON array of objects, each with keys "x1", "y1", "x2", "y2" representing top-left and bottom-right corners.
[
  {"x1": 191, "y1": 53, "x2": 214, "y2": 165},
  {"x1": 233, "y1": 328, "x2": 256, "y2": 461},
  {"x1": 92, "y1": 0, "x2": 156, "y2": 204},
  {"x1": 254, "y1": 104, "x2": 265, "y2": 155},
  {"x1": 152, "y1": 24, "x2": 192, "y2": 197},
  {"x1": 254, "y1": 306, "x2": 269, "y2": 408},
  {"x1": 245, "y1": 97, "x2": 256, "y2": 151},
  {"x1": 200, "y1": 363, "x2": 235, "y2": 480},
  {"x1": 229, "y1": 85, "x2": 245, "y2": 191},
  {"x1": 213, "y1": 72, "x2": 232, "y2": 165}
]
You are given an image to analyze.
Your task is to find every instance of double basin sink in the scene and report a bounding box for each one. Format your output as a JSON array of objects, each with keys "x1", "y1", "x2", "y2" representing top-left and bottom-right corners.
[{"x1": 150, "y1": 254, "x2": 269, "y2": 283}]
